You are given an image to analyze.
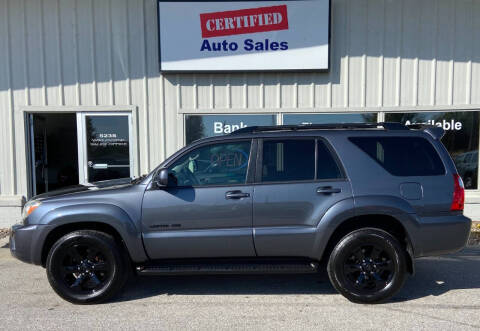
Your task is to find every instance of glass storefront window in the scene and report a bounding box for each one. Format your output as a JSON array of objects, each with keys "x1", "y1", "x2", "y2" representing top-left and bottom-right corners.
[
  {"x1": 185, "y1": 111, "x2": 479, "y2": 190},
  {"x1": 283, "y1": 113, "x2": 378, "y2": 125},
  {"x1": 385, "y1": 111, "x2": 479, "y2": 189},
  {"x1": 185, "y1": 114, "x2": 277, "y2": 144}
]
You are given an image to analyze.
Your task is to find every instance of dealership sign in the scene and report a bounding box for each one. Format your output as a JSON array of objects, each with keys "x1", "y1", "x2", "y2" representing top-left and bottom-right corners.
[{"x1": 158, "y1": 1, "x2": 330, "y2": 71}]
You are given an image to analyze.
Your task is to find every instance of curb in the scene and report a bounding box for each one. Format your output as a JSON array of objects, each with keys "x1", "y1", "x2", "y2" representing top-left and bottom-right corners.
[
  {"x1": 0, "y1": 228, "x2": 10, "y2": 240},
  {"x1": 469, "y1": 221, "x2": 480, "y2": 246},
  {"x1": 468, "y1": 232, "x2": 479, "y2": 246}
]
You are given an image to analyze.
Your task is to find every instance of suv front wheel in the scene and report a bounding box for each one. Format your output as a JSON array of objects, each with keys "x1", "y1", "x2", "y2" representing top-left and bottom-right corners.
[
  {"x1": 327, "y1": 228, "x2": 407, "y2": 304},
  {"x1": 46, "y1": 230, "x2": 130, "y2": 304}
]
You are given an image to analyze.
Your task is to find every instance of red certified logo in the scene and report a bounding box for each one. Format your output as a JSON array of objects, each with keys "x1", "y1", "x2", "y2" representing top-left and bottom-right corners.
[{"x1": 200, "y1": 5, "x2": 289, "y2": 38}]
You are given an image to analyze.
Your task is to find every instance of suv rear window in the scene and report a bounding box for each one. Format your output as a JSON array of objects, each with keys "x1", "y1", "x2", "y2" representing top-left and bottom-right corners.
[
  {"x1": 349, "y1": 136, "x2": 445, "y2": 176},
  {"x1": 261, "y1": 139, "x2": 343, "y2": 182}
]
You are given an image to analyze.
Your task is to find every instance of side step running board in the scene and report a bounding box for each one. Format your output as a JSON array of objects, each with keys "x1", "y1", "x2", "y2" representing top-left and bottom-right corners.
[{"x1": 136, "y1": 262, "x2": 319, "y2": 276}]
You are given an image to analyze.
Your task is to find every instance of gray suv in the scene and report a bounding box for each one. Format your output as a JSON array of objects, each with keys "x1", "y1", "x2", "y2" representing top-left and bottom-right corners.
[{"x1": 10, "y1": 123, "x2": 471, "y2": 304}]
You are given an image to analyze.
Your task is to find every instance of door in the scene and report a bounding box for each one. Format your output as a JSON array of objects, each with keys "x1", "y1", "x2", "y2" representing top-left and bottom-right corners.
[
  {"x1": 78, "y1": 113, "x2": 133, "y2": 184},
  {"x1": 29, "y1": 113, "x2": 79, "y2": 195},
  {"x1": 30, "y1": 114, "x2": 48, "y2": 195},
  {"x1": 141, "y1": 140, "x2": 256, "y2": 259},
  {"x1": 253, "y1": 138, "x2": 352, "y2": 256}
]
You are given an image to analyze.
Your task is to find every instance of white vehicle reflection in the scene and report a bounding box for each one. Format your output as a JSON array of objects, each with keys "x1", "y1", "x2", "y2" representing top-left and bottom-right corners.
[{"x1": 454, "y1": 151, "x2": 478, "y2": 189}]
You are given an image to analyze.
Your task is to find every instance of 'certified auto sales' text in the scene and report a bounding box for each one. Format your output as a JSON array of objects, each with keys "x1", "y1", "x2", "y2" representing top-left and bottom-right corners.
[{"x1": 199, "y1": 5, "x2": 289, "y2": 52}]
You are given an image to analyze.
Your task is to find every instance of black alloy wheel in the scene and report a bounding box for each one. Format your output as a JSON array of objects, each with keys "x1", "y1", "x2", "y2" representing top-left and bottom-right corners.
[
  {"x1": 46, "y1": 230, "x2": 130, "y2": 304},
  {"x1": 343, "y1": 244, "x2": 394, "y2": 294},
  {"x1": 327, "y1": 228, "x2": 407, "y2": 304},
  {"x1": 59, "y1": 243, "x2": 112, "y2": 294}
]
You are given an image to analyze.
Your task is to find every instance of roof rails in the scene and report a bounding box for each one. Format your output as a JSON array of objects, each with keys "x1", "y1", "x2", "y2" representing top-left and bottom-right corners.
[
  {"x1": 230, "y1": 122, "x2": 408, "y2": 135},
  {"x1": 405, "y1": 124, "x2": 445, "y2": 140}
]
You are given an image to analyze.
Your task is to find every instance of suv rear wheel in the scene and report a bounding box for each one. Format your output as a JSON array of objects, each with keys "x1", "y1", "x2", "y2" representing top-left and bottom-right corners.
[
  {"x1": 46, "y1": 230, "x2": 129, "y2": 304},
  {"x1": 327, "y1": 228, "x2": 407, "y2": 304}
]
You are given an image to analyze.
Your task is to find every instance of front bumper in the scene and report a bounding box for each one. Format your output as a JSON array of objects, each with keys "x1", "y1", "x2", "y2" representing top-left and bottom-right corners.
[
  {"x1": 10, "y1": 223, "x2": 51, "y2": 265},
  {"x1": 410, "y1": 214, "x2": 472, "y2": 257}
]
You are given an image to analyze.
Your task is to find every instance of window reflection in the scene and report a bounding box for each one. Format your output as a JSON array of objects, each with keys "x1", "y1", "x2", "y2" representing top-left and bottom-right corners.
[
  {"x1": 169, "y1": 142, "x2": 251, "y2": 187},
  {"x1": 283, "y1": 113, "x2": 378, "y2": 125},
  {"x1": 185, "y1": 114, "x2": 276, "y2": 144},
  {"x1": 86, "y1": 116, "x2": 130, "y2": 182}
]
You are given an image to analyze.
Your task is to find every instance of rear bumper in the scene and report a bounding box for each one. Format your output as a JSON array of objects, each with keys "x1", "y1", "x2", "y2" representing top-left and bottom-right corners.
[
  {"x1": 9, "y1": 223, "x2": 51, "y2": 265},
  {"x1": 410, "y1": 214, "x2": 472, "y2": 257}
]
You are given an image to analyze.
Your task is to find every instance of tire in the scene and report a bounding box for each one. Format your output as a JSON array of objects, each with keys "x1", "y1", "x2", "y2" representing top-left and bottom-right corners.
[
  {"x1": 46, "y1": 230, "x2": 130, "y2": 304},
  {"x1": 327, "y1": 228, "x2": 407, "y2": 304}
]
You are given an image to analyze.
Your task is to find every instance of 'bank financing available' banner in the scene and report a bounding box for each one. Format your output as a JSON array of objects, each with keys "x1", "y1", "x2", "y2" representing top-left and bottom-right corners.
[{"x1": 158, "y1": 0, "x2": 330, "y2": 71}]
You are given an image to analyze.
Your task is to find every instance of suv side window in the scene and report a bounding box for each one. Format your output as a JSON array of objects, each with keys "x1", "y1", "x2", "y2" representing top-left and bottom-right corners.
[
  {"x1": 262, "y1": 139, "x2": 315, "y2": 182},
  {"x1": 317, "y1": 140, "x2": 343, "y2": 180},
  {"x1": 349, "y1": 136, "x2": 445, "y2": 176},
  {"x1": 169, "y1": 141, "x2": 251, "y2": 187}
]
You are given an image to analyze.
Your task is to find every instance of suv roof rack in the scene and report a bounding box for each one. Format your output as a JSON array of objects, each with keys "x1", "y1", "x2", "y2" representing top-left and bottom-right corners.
[
  {"x1": 230, "y1": 122, "x2": 408, "y2": 135},
  {"x1": 405, "y1": 124, "x2": 445, "y2": 140}
]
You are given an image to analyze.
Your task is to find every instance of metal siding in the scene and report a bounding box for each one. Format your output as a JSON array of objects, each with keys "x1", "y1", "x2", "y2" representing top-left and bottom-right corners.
[
  {"x1": 452, "y1": 0, "x2": 473, "y2": 105},
  {"x1": 0, "y1": 0, "x2": 479, "y2": 204},
  {"x1": 435, "y1": 0, "x2": 455, "y2": 106},
  {"x1": 25, "y1": 0, "x2": 44, "y2": 106},
  {"x1": 472, "y1": 0, "x2": 480, "y2": 105},
  {"x1": 112, "y1": 0, "x2": 130, "y2": 106},
  {"x1": 263, "y1": 73, "x2": 278, "y2": 109},
  {"x1": 400, "y1": 0, "x2": 419, "y2": 106},
  {"x1": 43, "y1": 0, "x2": 63, "y2": 107},
  {"x1": 0, "y1": 0, "x2": 12, "y2": 195},
  {"x1": 144, "y1": 0, "x2": 164, "y2": 166},
  {"x1": 247, "y1": 74, "x2": 262, "y2": 109},
  {"x1": 94, "y1": 0, "x2": 113, "y2": 106},
  {"x1": 417, "y1": 0, "x2": 436, "y2": 106},
  {"x1": 348, "y1": 0, "x2": 367, "y2": 108},
  {"x1": 331, "y1": 0, "x2": 348, "y2": 108},
  {"x1": 365, "y1": 0, "x2": 384, "y2": 108},
  {"x1": 382, "y1": 0, "x2": 401, "y2": 107},
  {"x1": 59, "y1": 0, "x2": 79, "y2": 106}
]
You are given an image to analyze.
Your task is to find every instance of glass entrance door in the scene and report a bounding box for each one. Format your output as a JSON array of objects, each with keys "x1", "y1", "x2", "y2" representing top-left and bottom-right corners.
[{"x1": 78, "y1": 113, "x2": 133, "y2": 185}]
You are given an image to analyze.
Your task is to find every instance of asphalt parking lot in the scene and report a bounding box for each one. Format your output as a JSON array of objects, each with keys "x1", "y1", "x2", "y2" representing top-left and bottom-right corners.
[{"x1": 0, "y1": 237, "x2": 479, "y2": 330}]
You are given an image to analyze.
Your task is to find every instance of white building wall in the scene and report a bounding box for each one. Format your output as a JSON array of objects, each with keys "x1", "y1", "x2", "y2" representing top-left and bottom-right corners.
[{"x1": 0, "y1": 0, "x2": 480, "y2": 225}]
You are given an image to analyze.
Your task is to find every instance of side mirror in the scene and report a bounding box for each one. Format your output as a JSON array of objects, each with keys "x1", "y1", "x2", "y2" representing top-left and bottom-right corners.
[{"x1": 154, "y1": 168, "x2": 169, "y2": 188}]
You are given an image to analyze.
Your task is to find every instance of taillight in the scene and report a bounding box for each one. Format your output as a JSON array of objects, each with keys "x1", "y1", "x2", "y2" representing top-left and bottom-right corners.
[{"x1": 451, "y1": 174, "x2": 465, "y2": 211}]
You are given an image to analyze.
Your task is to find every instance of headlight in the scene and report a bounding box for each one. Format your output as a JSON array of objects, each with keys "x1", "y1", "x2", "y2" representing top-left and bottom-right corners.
[{"x1": 22, "y1": 200, "x2": 41, "y2": 220}]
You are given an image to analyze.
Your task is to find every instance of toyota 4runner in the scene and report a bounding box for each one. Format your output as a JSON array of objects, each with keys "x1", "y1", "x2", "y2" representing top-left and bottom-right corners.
[{"x1": 10, "y1": 122, "x2": 471, "y2": 304}]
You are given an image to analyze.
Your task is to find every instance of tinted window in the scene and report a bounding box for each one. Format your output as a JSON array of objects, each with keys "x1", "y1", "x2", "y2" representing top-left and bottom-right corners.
[
  {"x1": 317, "y1": 141, "x2": 343, "y2": 180},
  {"x1": 262, "y1": 140, "x2": 315, "y2": 182},
  {"x1": 169, "y1": 141, "x2": 251, "y2": 187},
  {"x1": 385, "y1": 111, "x2": 479, "y2": 189},
  {"x1": 349, "y1": 137, "x2": 445, "y2": 176}
]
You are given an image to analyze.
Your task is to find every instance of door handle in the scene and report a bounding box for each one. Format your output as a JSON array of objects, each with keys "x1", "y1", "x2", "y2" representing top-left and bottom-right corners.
[
  {"x1": 317, "y1": 186, "x2": 341, "y2": 194},
  {"x1": 225, "y1": 191, "x2": 250, "y2": 199}
]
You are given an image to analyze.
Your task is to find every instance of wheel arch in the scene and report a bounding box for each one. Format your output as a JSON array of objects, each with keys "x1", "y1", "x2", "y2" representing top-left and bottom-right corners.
[
  {"x1": 42, "y1": 222, "x2": 126, "y2": 266},
  {"x1": 38, "y1": 204, "x2": 147, "y2": 266},
  {"x1": 322, "y1": 214, "x2": 415, "y2": 274}
]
